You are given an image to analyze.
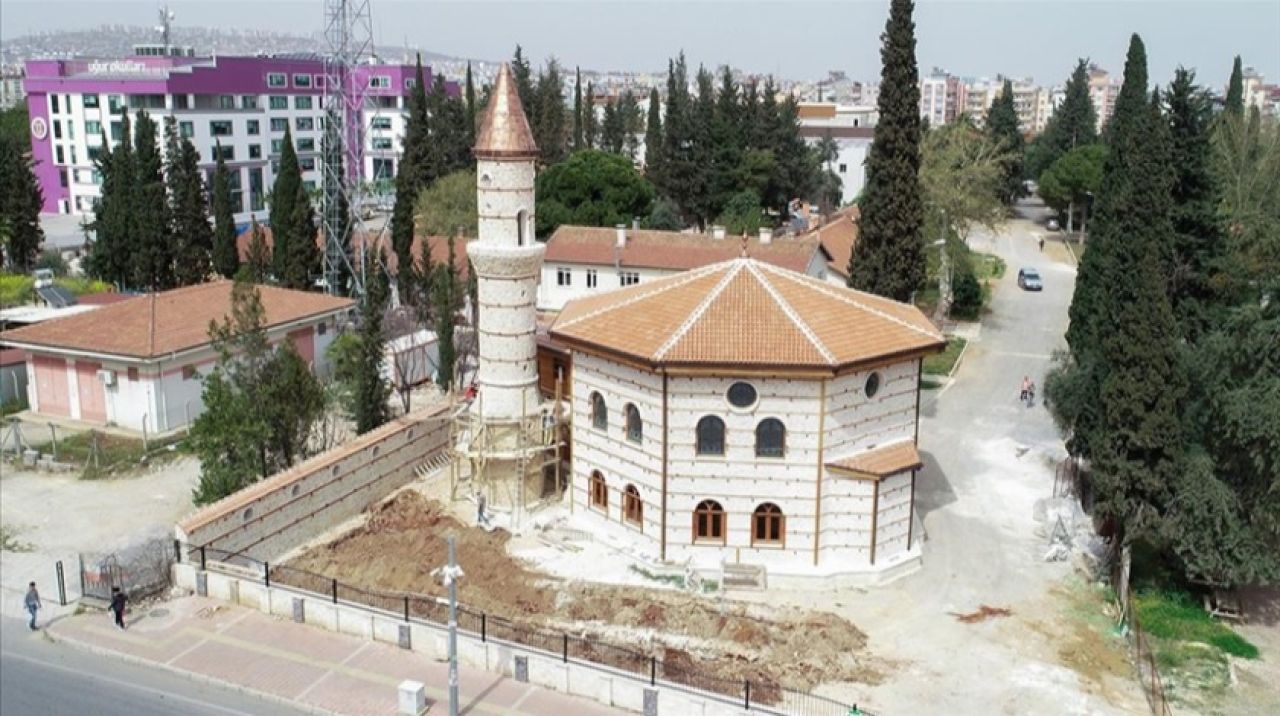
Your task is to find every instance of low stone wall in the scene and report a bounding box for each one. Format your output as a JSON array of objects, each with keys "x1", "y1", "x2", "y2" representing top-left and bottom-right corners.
[
  {"x1": 176, "y1": 404, "x2": 452, "y2": 562},
  {"x1": 174, "y1": 562, "x2": 767, "y2": 716}
]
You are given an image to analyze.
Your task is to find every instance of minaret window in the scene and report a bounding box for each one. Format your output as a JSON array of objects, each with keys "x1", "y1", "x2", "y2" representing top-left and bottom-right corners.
[{"x1": 517, "y1": 209, "x2": 529, "y2": 246}]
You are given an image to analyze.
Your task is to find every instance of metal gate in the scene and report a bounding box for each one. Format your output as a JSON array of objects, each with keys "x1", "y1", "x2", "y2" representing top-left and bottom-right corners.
[{"x1": 79, "y1": 538, "x2": 174, "y2": 601}]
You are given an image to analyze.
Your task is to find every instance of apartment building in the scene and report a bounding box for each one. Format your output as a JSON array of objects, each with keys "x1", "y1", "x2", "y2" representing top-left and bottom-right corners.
[
  {"x1": 23, "y1": 52, "x2": 454, "y2": 221},
  {"x1": 1, "y1": 64, "x2": 25, "y2": 110},
  {"x1": 1087, "y1": 64, "x2": 1120, "y2": 132}
]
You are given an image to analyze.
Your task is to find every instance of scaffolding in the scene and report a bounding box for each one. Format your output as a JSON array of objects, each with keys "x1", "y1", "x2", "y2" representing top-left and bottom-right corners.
[{"x1": 449, "y1": 375, "x2": 567, "y2": 528}]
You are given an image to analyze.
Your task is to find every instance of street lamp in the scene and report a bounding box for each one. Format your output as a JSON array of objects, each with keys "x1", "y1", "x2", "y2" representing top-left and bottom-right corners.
[{"x1": 432, "y1": 536, "x2": 465, "y2": 716}]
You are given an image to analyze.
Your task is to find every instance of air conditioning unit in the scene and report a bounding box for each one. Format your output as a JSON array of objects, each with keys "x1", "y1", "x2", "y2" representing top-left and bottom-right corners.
[{"x1": 97, "y1": 369, "x2": 117, "y2": 386}]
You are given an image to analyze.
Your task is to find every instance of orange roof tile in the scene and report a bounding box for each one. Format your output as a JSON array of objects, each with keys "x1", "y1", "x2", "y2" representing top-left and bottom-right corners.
[
  {"x1": 0, "y1": 281, "x2": 354, "y2": 359},
  {"x1": 550, "y1": 258, "x2": 944, "y2": 371},
  {"x1": 805, "y1": 208, "x2": 858, "y2": 279},
  {"x1": 474, "y1": 63, "x2": 538, "y2": 160},
  {"x1": 545, "y1": 225, "x2": 823, "y2": 273},
  {"x1": 826, "y1": 441, "x2": 923, "y2": 480}
]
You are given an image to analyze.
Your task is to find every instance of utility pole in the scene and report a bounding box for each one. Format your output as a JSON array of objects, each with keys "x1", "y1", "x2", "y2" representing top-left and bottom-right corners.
[{"x1": 442, "y1": 536, "x2": 464, "y2": 716}]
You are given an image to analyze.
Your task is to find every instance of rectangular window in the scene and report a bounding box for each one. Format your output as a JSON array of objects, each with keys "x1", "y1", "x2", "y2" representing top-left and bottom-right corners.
[
  {"x1": 292, "y1": 73, "x2": 311, "y2": 88},
  {"x1": 620, "y1": 271, "x2": 640, "y2": 286},
  {"x1": 248, "y1": 166, "x2": 264, "y2": 212},
  {"x1": 52, "y1": 120, "x2": 62, "y2": 140},
  {"x1": 271, "y1": 139, "x2": 284, "y2": 153},
  {"x1": 267, "y1": 72, "x2": 287, "y2": 88},
  {"x1": 371, "y1": 137, "x2": 392, "y2": 150},
  {"x1": 108, "y1": 94, "x2": 125, "y2": 114},
  {"x1": 179, "y1": 121, "x2": 194, "y2": 139},
  {"x1": 586, "y1": 269, "x2": 598, "y2": 288},
  {"x1": 295, "y1": 117, "x2": 314, "y2": 131},
  {"x1": 248, "y1": 144, "x2": 262, "y2": 159},
  {"x1": 557, "y1": 267, "x2": 572, "y2": 286},
  {"x1": 51, "y1": 95, "x2": 59, "y2": 114},
  {"x1": 838, "y1": 163, "x2": 847, "y2": 174},
  {"x1": 297, "y1": 137, "x2": 315, "y2": 152},
  {"x1": 372, "y1": 157, "x2": 394, "y2": 180},
  {"x1": 269, "y1": 95, "x2": 288, "y2": 110},
  {"x1": 127, "y1": 367, "x2": 139, "y2": 382},
  {"x1": 110, "y1": 122, "x2": 123, "y2": 141},
  {"x1": 87, "y1": 146, "x2": 102, "y2": 161},
  {"x1": 270, "y1": 117, "x2": 288, "y2": 132},
  {"x1": 69, "y1": 146, "x2": 77, "y2": 164},
  {"x1": 67, "y1": 120, "x2": 75, "y2": 140},
  {"x1": 299, "y1": 157, "x2": 316, "y2": 171},
  {"x1": 317, "y1": 321, "x2": 328, "y2": 336},
  {"x1": 404, "y1": 77, "x2": 416, "y2": 90},
  {"x1": 241, "y1": 95, "x2": 258, "y2": 109},
  {"x1": 302, "y1": 179, "x2": 316, "y2": 191},
  {"x1": 294, "y1": 96, "x2": 312, "y2": 110},
  {"x1": 212, "y1": 145, "x2": 235, "y2": 161},
  {"x1": 85, "y1": 120, "x2": 102, "y2": 135},
  {"x1": 59, "y1": 169, "x2": 68, "y2": 187},
  {"x1": 182, "y1": 365, "x2": 198, "y2": 381},
  {"x1": 218, "y1": 95, "x2": 236, "y2": 110},
  {"x1": 370, "y1": 116, "x2": 392, "y2": 130},
  {"x1": 172, "y1": 94, "x2": 189, "y2": 110},
  {"x1": 82, "y1": 93, "x2": 99, "y2": 108},
  {"x1": 368, "y1": 75, "x2": 390, "y2": 89},
  {"x1": 55, "y1": 146, "x2": 64, "y2": 164},
  {"x1": 246, "y1": 119, "x2": 260, "y2": 135},
  {"x1": 209, "y1": 120, "x2": 233, "y2": 137}
]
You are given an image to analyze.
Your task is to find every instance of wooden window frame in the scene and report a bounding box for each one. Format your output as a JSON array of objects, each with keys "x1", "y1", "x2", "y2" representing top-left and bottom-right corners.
[
  {"x1": 623, "y1": 485, "x2": 642, "y2": 528},
  {"x1": 751, "y1": 503, "x2": 785, "y2": 548},
  {"x1": 692, "y1": 500, "x2": 726, "y2": 544},
  {"x1": 589, "y1": 471, "x2": 608, "y2": 512}
]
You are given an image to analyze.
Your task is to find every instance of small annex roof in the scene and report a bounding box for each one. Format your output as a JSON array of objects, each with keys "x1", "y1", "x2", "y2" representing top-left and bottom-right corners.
[
  {"x1": 545, "y1": 225, "x2": 824, "y2": 274},
  {"x1": 0, "y1": 280, "x2": 354, "y2": 360},
  {"x1": 474, "y1": 63, "x2": 538, "y2": 160},
  {"x1": 806, "y1": 207, "x2": 859, "y2": 280},
  {"x1": 549, "y1": 257, "x2": 944, "y2": 372},
  {"x1": 826, "y1": 440, "x2": 923, "y2": 481}
]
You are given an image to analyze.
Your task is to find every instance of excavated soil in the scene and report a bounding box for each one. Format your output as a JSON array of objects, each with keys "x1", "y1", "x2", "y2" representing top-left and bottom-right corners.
[{"x1": 284, "y1": 491, "x2": 880, "y2": 693}]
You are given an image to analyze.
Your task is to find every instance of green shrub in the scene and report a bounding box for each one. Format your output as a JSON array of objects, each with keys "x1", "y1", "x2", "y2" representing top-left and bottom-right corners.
[
  {"x1": 950, "y1": 269, "x2": 983, "y2": 319},
  {"x1": 1136, "y1": 589, "x2": 1260, "y2": 659}
]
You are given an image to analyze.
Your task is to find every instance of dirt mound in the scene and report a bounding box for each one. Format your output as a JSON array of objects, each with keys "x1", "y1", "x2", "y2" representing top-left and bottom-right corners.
[{"x1": 284, "y1": 491, "x2": 880, "y2": 693}]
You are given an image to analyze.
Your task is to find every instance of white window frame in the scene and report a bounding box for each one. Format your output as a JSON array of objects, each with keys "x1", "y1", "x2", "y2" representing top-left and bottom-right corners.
[
  {"x1": 267, "y1": 72, "x2": 287, "y2": 88},
  {"x1": 557, "y1": 267, "x2": 572, "y2": 286}
]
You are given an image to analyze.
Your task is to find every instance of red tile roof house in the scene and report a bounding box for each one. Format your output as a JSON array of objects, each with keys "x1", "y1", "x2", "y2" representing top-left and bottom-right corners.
[{"x1": 0, "y1": 281, "x2": 354, "y2": 434}]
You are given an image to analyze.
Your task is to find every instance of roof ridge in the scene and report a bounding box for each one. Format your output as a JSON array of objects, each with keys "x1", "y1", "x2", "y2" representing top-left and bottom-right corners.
[
  {"x1": 757, "y1": 262, "x2": 944, "y2": 341},
  {"x1": 745, "y1": 260, "x2": 836, "y2": 364},
  {"x1": 554, "y1": 262, "x2": 727, "y2": 333},
  {"x1": 653, "y1": 260, "x2": 745, "y2": 361}
]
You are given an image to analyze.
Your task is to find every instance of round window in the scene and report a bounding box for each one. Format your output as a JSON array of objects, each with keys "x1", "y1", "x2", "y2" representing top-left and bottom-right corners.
[
  {"x1": 727, "y1": 382, "x2": 758, "y2": 408},
  {"x1": 865, "y1": 372, "x2": 881, "y2": 398}
]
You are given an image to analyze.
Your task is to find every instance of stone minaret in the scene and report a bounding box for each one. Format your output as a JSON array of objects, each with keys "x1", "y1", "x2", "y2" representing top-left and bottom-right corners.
[{"x1": 468, "y1": 63, "x2": 542, "y2": 426}]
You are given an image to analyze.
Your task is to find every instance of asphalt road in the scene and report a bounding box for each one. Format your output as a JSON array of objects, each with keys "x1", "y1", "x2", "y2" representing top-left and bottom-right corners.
[{"x1": 0, "y1": 616, "x2": 309, "y2": 716}]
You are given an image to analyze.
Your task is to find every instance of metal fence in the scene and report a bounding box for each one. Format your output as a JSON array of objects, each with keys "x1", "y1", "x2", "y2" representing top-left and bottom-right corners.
[
  {"x1": 81, "y1": 538, "x2": 175, "y2": 602},
  {"x1": 184, "y1": 542, "x2": 873, "y2": 716}
]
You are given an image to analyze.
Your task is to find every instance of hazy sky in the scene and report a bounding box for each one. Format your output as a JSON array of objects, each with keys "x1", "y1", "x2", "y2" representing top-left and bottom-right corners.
[{"x1": 2, "y1": 1, "x2": 1278, "y2": 87}]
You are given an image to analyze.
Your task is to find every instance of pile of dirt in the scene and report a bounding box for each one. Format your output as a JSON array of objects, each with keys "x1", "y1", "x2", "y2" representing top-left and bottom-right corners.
[{"x1": 284, "y1": 491, "x2": 881, "y2": 693}]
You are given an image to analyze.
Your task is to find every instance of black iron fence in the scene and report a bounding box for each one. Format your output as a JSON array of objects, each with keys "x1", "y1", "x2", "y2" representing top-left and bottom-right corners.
[{"x1": 182, "y1": 542, "x2": 874, "y2": 716}]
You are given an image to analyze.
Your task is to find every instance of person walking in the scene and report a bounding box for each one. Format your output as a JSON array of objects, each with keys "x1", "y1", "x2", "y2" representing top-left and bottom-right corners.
[
  {"x1": 109, "y1": 587, "x2": 127, "y2": 630},
  {"x1": 24, "y1": 582, "x2": 41, "y2": 630}
]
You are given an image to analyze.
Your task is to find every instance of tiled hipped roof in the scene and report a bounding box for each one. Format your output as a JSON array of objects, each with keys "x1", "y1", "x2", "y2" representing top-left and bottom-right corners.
[
  {"x1": 544, "y1": 225, "x2": 823, "y2": 273},
  {"x1": 0, "y1": 281, "x2": 354, "y2": 359},
  {"x1": 826, "y1": 441, "x2": 923, "y2": 480},
  {"x1": 550, "y1": 258, "x2": 944, "y2": 371}
]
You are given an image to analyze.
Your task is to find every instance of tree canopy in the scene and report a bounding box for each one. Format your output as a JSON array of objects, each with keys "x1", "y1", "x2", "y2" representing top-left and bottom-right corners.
[{"x1": 535, "y1": 150, "x2": 655, "y2": 237}]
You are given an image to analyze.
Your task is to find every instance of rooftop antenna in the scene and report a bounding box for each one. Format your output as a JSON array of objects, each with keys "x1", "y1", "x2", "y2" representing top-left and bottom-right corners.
[{"x1": 155, "y1": 5, "x2": 175, "y2": 55}]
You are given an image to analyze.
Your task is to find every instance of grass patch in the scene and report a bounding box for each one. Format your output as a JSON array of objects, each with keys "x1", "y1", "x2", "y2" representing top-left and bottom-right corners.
[
  {"x1": 28, "y1": 430, "x2": 187, "y2": 479},
  {"x1": 923, "y1": 336, "x2": 967, "y2": 376},
  {"x1": 920, "y1": 378, "x2": 944, "y2": 390},
  {"x1": 628, "y1": 564, "x2": 686, "y2": 588},
  {"x1": 1135, "y1": 589, "x2": 1259, "y2": 659},
  {"x1": 0, "y1": 272, "x2": 113, "y2": 305}
]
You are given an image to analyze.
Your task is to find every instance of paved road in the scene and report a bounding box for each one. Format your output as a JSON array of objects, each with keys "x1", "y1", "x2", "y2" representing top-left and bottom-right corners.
[{"x1": 0, "y1": 616, "x2": 310, "y2": 715}]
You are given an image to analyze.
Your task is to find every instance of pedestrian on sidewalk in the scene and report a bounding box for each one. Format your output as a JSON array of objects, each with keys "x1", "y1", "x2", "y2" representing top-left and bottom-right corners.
[
  {"x1": 1038, "y1": 236, "x2": 1045, "y2": 252},
  {"x1": 109, "y1": 587, "x2": 128, "y2": 630},
  {"x1": 476, "y1": 491, "x2": 490, "y2": 527},
  {"x1": 24, "y1": 582, "x2": 41, "y2": 630}
]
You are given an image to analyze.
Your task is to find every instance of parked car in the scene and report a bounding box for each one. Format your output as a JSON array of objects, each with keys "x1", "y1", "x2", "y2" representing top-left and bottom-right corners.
[
  {"x1": 1046, "y1": 218, "x2": 1060, "y2": 231},
  {"x1": 1017, "y1": 268, "x2": 1043, "y2": 291}
]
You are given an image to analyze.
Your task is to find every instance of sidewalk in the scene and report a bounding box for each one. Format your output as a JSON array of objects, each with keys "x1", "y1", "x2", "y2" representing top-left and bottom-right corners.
[{"x1": 46, "y1": 596, "x2": 622, "y2": 716}]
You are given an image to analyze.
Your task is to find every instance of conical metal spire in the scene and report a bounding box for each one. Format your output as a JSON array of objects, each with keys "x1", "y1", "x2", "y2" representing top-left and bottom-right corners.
[{"x1": 474, "y1": 63, "x2": 539, "y2": 159}]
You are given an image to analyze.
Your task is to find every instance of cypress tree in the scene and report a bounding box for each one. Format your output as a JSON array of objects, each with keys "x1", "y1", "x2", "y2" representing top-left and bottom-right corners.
[
  {"x1": 464, "y1": 61, "x2": 477, "y2": 146},
  {"x1": 644, "y1": 87, "x2": 663, "y2": 179},
  {"x1": 584, "y1": 82, "x2": 597, "y2": 149},
  {"x1": 1224, "y1": 55, "x2": 1244, "y2": 117},
  {"x1": 269, "y1": 127, "x2": 318, "y2": 290},
  {"x1": 660, "y1": 54, "x2": 698, "y2": 222},
  {"x1": 511, "y1": 46, "x2": 535, "y2": 121},
  {"x1": 690, "y1": 67, "x2": 716, "y2": 225},
  {"x1": 424, "y1": 73, "x2": 471, "y2": 182},
  {"x1": 986, "y1": 80, "x2": 1025, "y2": 205},
  {"x1": 88, "y1": 113, "x2": 134, "y2": 287},
  {"x1": 132, "y1": 110, "x2": 175, "y2": 290},
  {"x1": 0, "y1": 132, "x2": 44, "y2": 271},
  {"x1": 535, "y1": 60, "x2": 567, "y2": 164},
  {"x1": 354, "y1": 247, "x2": 391, "y2": 433},
  {"x1": 1165, "y1": 68, "x2": 1224, "y2": 340},
  {"x1": 773, "y1": 95, "x2": 818, "y2": 217},
  {"x1": 601, "y1": 99, "x2": 621, "y2": 154},
  {"x1": 165, "y1": 118, "x2": 213, "y2": 286},
  {"x1": 572, "y1": 67, "x2": 584, "y2": 152},
  {"x1": 433, "y1": 235, "x2": 459, "y2": 391},
  {"x1": 1027, "y1": 59, "x2": 1097, "y2": 179},
  {"x1": 740, "y1": 79, "x2": 762, "y2": 150},
  {"x1": 245, "y1": 216, "x2": 271, "y2": 282},
  {"x1": 848, "y1": 0, "x2": 925, "y2": 301},
  {"x1": 390, "y1": 57, "x2": 430, "y2": 303},
  {"x1": 709, "y1": 67, "x2": 741, "y2": 217},
  {"x1": 211, "y1": 150, "x2": 239, "y2": 279}
]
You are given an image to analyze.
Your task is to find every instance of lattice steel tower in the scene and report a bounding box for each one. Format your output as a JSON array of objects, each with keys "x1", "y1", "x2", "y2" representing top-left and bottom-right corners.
[{"x1": 321, "y1": 0, "x2": 378, "y2": 296}]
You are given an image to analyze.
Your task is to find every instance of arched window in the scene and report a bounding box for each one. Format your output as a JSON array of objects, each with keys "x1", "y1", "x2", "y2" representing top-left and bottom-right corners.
[
  {"x1": 752, "y1": 503, "x2": 785, "y2": 546},
  {"x1": 625, "y1": 404, "x2": 642, "y2": 443},
  {"x1": 755, "y1": 418, "x2": 786, "y2": 458},
  {"x1": 693, "y1": 500, "x2": 726, "y2": 542},
  {"x1": 623, "y1": 485, "x2": 642, "y2": 526},
  {"x1": 696, "y1": 416, "x2": 725, "y2": 455},
  {"x1": 590, "y1": 392, "x2": 607, "y2": 430},
  {"x1": 517, "y1": 209, "x2": 529, "y2": 246},
  {"x1": 589, "y1": 470, "x2": 608, "y2": 511}
]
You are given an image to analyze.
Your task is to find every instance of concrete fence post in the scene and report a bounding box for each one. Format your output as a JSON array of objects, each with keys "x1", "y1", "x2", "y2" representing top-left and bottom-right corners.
[
  {"x1": 264, "y1": 562, "x2": 270, "y2": 589},
  {"x1": 562, "y1": 634, "x2": 568, "y2": 663},
  {"x1": 331, "y1": 578, "x2": 338, "y2": 604},
  {"x1": 744, "y1": 680, "x2": 751, "y2": 710},
  {"x1": 199, "y1": 546, "x2": 206, "y2": 571}
]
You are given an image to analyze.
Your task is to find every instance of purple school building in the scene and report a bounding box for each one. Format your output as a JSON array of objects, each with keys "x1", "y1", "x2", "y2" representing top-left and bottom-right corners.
[{"x1": 23, "y1": 53, "x2": 453, "y2": 221}]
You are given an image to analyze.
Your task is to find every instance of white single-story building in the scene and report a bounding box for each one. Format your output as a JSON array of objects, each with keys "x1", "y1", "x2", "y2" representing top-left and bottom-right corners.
[
  {"x1": 0, "y1": 280, "x2": 354, "y2": 434},
  {"x1": 550, "y1": 256, "x2": 944, "y2": 582}
]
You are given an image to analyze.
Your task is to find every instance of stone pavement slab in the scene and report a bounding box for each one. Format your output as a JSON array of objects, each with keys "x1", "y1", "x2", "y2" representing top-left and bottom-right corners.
[{"x1": 47, "y1": 596, "x2": 622, "y2": 716}]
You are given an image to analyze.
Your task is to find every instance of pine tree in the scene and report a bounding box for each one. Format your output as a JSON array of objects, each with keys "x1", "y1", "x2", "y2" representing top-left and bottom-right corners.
[
  {"x1": 165, "y1": 118, "x2": 213, "y2": 286},
  {"x1": 848, "y1": 0, "x2": 925, "y2": 301},
  {"x1": 0, "y1": 132, "x2": 44, "y2": 271},
  {"x1": 512, "y1": 46, "x2": 535, "y2": 121},
  {"x1": 660, "y1": 54, "x2": 699, "y2": 223},
  {"x1": 985, "y1": 80, "x2": 1025, "y2": 205},
  {"x1": 433, "y1": 235, "x2": 460, "y2": 391},
  {"x1": 1224, "y1": 55, "x2": 1244, "y2": 117},
  {"x1": 390, "y1": 57, "x2": 430, "y2": 303},
  {"x1": 535, "y1": 59, "x2": 567, "y2": 163},
  {"x1": 88, "y1": 113, "x2": 134, "y2": 287},
  {"x1": 464, "y1": 61, "x2": 477, "y2": 146},
  {"x1": 269, "y1": 127, "x2": 318, "y2": 290},
  {"x1": 245, "y1": 216, "x2": 271, "y2": 282},
  {"x1": 132, "y1": 110, "x2": 175, "y2": 290},
  {"x1": 773, "y1": 94, "x2": 819, "y2": 217},
  {"x1": 584, "y1": 82, "x2": 597, "y2": 148},
  {"x1": 740, "y1": 79, "x2": 763, "y2": 150},
  {"x1": 689, "y1": 67, "x2": 716, "y2": 225},
  {"x1": 709, "y1": 67, "x2": 741, "y2": 216},
  {"x1": 1165, "y1": 68, "x2": 1224, "y2": 340},
  {"x1": 644, "y1": 87, "x2": 663, "y2": 179},
  {"x1": 353, "y1": 247, "x2": 391, "y2": 433},
  {"x1": 211, "y1": 150, "x2": 239, "y2": 279},
  {"x1": 1028, "y1": 59, "x2": 1098, "y2": 179},
  {"x1": 601, "y1": 99, "x2": 621, "y2": 154},
  {"x1": 572, "y1": 67, "x2": 584, "y2": 152},
  {"x1": 424, "y1": 73, "x2": 472, "y2": 182}
]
